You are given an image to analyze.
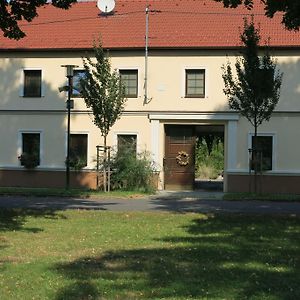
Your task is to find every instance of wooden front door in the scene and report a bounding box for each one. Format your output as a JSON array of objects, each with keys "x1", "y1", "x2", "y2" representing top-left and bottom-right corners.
[{"x1": 164, "y1": 125, "x2": 196, "y2": 190}]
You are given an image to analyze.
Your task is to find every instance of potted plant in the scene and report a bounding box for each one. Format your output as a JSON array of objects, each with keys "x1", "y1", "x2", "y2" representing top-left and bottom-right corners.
[
  {"x1": 19, "y1": 153, "x2": 39, "y2": 169},
  {"x1": 67, "y1": 156, "x2": 86, "y2": 171}
]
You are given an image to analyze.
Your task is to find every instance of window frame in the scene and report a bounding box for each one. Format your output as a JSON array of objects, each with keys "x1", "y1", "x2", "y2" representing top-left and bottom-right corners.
[
  {"x1": 20, "y1": 68, "x2": 44, "y2": 98},
  {"x1": 248, "y1": 133, "x2": 276, "y2": 172},
  {"x1": 185, "y1": 69, "x2": 205, "y2": 98},
  {"x1": 72, "y1": 69, "x2": 87, "y2": 98},
  {"x1": 66, "y1": 132, "x2": 89, "y2": 168},
  {"x1": 182, "y1": 66, "x2": 208, "y2": 99},
  {"x1": 117, "y1": 134, "x2": 138, "y2": 156},
  {"x1": 114, "y1": 132, "x2": 139, "y2": 155},
  {"x1": 118, "y1": 68, "x2": 140, "y2": 98},
  {"x1": 17, "y1": 130, "x2": 43, "y2": 167}
]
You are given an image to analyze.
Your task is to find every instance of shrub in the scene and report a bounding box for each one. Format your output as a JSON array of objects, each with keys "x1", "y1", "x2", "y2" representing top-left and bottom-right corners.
[
  {"x1": 195, "y1": 137, "x2": 224, "y2": 179},
  {"x1": 110, "y1": 149, "x2": 156, "y2": 192},
  {"x1": 68, "y1": 156, "x2": 87, "y2": 171}
]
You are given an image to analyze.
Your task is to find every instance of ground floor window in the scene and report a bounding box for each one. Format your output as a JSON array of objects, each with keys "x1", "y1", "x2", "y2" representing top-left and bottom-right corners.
[
  {"x1": 250, "y1": 135, "x2": 273, "y2": 171},
  {"x1": 117, "y1": 134, "x2": 137, "y2": 156},
  {"x1": 70, "y1": 134, "x2": 88, "y2": 168},
  {"x1": 20, "y1": 133, "x2": 40, "y2": 168}
]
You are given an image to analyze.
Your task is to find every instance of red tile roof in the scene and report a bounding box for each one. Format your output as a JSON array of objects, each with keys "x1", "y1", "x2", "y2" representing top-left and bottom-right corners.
[{"x1": 0, "y1": 0, "x2": 299, "y2": 50}]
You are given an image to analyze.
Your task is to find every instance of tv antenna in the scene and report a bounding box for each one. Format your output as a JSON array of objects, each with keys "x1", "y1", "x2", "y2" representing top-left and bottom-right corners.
[{"x1": 97, "y1": 0, "x2": 115, "y2": 14}]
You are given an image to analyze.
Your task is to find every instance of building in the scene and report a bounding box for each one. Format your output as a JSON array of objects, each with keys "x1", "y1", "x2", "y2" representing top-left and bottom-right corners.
[{"x1": 0, "y1": 0, "x2": 300, "y2": 192}]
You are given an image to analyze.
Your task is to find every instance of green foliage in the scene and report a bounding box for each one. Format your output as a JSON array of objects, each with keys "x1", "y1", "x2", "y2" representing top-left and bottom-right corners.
[
  {"x1": 222, "y1": 19, "x2": 283, "y2": 131},
  {"x1": 0, "y1": 187, "x2": 150, "y2": 198},
  {"x1": 195, "y1": 136, "x2": 224, "y2": 179},
  {"x1": 68, "y1": 156, "x2": 86, "y2": 171},
  {"x1": 110, "y1": 148, "x2": 156, "y2": 192},
  {"x1": 19, "y1": 153, "x2": 39, "y2": 169},
  {"x1": 80, "y1": 41, "x2": 127, "y2": 147},
  {"x1": 0, "y1": 0, "x2": 77, "y2": 39},
  {"x1": 222, "y1": 20, "x2": 282, "y2": 192},
  {"x1": 214, "y1": 0, "x2": 300, "y2": 30}
]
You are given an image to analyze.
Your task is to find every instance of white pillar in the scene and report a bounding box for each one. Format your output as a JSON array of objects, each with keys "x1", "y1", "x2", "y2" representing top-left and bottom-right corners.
[
  {"x1": 151, "y1": 119, "x2": 160, "y2": 168},
  {"x1": 227, "y1": 120, "x2": 238, "y2": 171}
]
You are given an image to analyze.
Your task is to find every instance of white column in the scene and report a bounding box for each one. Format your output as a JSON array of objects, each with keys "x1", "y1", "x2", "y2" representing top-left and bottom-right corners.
[
  {"x1": 151, "y1": 119, "x2": 160, "y2": 168},
  {"x1": 227, "y1": 120, "x2": 238, "y2": 171}
]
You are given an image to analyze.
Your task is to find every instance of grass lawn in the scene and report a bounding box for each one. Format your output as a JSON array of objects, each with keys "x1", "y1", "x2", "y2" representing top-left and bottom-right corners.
[
  {"x1": 0, "y1": 187, "x2": 149, "y2": 199},
  {"x1": 0, "y1": 209, "x2": 299, "y2": 299}
]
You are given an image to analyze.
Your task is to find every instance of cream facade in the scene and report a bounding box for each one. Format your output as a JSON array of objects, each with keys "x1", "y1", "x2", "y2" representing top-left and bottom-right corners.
[{"x1": 1, "y1": 49, "x2": 300, "y2": 192}]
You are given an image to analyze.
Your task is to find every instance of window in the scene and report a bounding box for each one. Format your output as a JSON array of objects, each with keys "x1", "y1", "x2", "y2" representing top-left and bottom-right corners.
[
  {"x1": 21, "y1": 133, "x2": 40, "y2": 166},
  {"x1": 23, "y1": 70, "x2": 42, "y2": 97},
  {"x1": 70, "y1": 134, "x2": 88, "y2": 167},
  {"x1": 251, "y1": 136, "x2": 273, "y2": 171},
  {"x1": 72, "y1": 70, "x2": 86, "y2": 97},
  {"x1": 120, "y1": 70, "x2": 138, "y2": 98},
  {"x1": 185, "y1": 69, "x2": 205, "y2": 98},
  {"x1": 117, "y1": 134, "x2": 137, "y2": 156},
  {"x1": 167, "y1": 125, "x2": 194, "y2": 144}
]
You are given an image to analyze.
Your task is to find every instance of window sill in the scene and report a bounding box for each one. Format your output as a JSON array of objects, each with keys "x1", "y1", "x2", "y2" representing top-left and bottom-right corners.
[
  {"x1": 249, "y1": 170, "x2": 273, "y2": 173},
  {"x1": 20, "y1": 166, "x2": 41, "y2": 170},
  {"x1": 21, "y1": 96, "x2": 44, "y2": 98},
  {"x1": 183, "y1": 96, "x2": 206, "y2": 99}
]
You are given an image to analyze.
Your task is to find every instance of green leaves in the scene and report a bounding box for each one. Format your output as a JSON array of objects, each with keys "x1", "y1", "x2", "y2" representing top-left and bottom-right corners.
[
  {"x1": 215, "y1": 0, "x2": 300, "y2": 30},
  {"x1": 80, "y1": 41, "x2": 127, "y2": 144},
  {"x1": 222, "y1": 19, "x2": 283, "y2": 128},
  {"x1": 0, "y1": 0, "x2": 77, "y2": 39}
]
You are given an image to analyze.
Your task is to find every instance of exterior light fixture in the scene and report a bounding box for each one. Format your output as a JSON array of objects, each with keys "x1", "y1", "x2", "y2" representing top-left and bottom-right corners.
[{"x1": 59, "y1": 64, "x2": 78, "y2": 189}]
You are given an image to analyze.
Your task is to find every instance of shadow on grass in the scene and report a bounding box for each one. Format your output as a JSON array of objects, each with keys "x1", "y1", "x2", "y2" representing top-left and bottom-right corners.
[
  {"x1": 0, "y1": 208, "x2": 68, "y2": 272},
  {"x1": 53, "y1": 214, "x2": 300, "y2": 299},
  {"x1": 0, "y1": 208, "x2": 66, "y2": 233}
]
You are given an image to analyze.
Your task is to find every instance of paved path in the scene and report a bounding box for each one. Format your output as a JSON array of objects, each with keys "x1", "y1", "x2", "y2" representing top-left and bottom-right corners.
[{"x1": 0, "y1": 191, "x2": 299, "y2": 215}]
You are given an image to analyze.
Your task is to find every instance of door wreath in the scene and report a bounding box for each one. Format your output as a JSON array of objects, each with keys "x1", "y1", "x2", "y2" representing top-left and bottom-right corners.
[{"x1": 176, "y1": 151, "x2": 189, "y2": 166}]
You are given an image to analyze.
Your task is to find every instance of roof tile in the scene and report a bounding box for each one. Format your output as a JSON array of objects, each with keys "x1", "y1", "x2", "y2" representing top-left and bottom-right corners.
[{"x1": 0, "y1": 0, "x2": 299, "y2": 50}]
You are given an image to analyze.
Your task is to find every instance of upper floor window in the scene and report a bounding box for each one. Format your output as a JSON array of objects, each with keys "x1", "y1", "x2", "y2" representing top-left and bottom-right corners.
[
  {"x1": 185, "y1": 69, "x2": 205, "y2": 98},
  {"x1": 119, "y1": 70, "x2": 138, "y2": 98},
  {"x1": 72, "y1": 70, "x2": 86, "y2": 97},
  {"x1": 23, "y1": 70, "x2": 42, "y2": 97}
]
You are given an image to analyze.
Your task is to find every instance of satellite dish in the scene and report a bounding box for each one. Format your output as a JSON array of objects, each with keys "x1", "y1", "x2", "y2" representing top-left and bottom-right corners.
[{"x1": 97, "y1": 0, "x2": 115, "y2": 14}]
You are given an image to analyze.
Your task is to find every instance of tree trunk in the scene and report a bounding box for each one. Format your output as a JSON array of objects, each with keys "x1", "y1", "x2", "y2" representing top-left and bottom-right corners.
[
  {"x1": 103, "y1": 135, "x2": 107, "y2": 192},
  {"x1": 253, "y1": 124, "x2": 258, "y2": 194},
  {"x1": 107, "y1": 147, "x2": 111, "y2": 193},
  {"x1": 96, "y1": 146, "x2": 100, "y2": 189}
]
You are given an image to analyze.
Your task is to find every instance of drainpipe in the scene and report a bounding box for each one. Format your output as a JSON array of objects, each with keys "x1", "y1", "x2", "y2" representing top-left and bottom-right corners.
[{"x1": 144, "y1": 4, "x2": 149, "y2": 105}]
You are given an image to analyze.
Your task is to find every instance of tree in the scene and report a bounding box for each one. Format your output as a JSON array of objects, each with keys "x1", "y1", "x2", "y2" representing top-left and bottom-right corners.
[
  {"x1": 214, "y1": 0, "x2": 300, "y2": 30},
  {"x1": 0, "y1": 0, "x2": 77, "y2": 40},
  {"x1": 222, "y1": 19, "x2": 282, "y2": 192},
  {"x1": 80, "y1": 42, "x2": 127, "y2": 191}
]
